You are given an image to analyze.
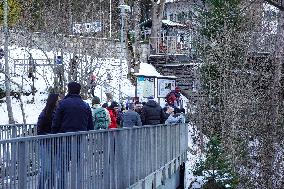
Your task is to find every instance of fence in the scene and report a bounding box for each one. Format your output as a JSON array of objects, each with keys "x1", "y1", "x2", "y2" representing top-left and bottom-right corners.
[
  {"x1": 0, "y1": 123, "x2": 188, "y2": 189},
  {"x1": 149, "y1": 36, "x2": 192, "y2": 55},
  {"x1": 0, "y1": 124, "x2": 37, "y2": 140}
]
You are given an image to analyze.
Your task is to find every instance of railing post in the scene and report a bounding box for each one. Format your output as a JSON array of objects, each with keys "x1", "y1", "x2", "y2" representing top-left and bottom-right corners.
[
  {"x1": 18, "y1": 141, "x2": 27, "y2": 189},
  {"x1": 103, "y1": 132, "x2": 110, "y2": 189},
  {"x1": 71, "y1": 136, "x2": 77, "y2": 189},
  {"x1": 11, "y1": 126, "x2": 17, "y2": 138}
]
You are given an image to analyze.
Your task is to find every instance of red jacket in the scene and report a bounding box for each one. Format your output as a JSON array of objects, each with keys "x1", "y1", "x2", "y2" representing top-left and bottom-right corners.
[{"x1": 108, "y1": 108, "x2": 118, "y2": 128}]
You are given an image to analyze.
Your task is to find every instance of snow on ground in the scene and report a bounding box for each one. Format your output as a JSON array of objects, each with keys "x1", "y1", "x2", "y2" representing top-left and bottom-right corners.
[
  {"x1": 185, "y1": 122, "x2": 208, "y2": 189},
  {"x1": 0, "y1": 46, "x2": 134, "y2": 124},
  {"x1": 1, "y1": 45, "x2": 202, "y2": 188}
]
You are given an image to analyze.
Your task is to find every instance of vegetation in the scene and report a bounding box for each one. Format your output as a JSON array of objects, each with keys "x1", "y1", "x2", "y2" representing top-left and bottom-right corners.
[
  {"x1": 193, "y1": 135, "x2": 239, "y2": 189},
  {"x1": 0, "y1": 0, "x2": 22, "y2": 27}
]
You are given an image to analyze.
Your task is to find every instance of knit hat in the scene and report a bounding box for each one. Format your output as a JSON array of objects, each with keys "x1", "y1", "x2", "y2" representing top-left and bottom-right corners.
[
  {"x1": 147, "y1": 96, "x2": 154, "y2": 100},
  {"x1": 175, "y1": 86, "x2": 181, "y2": 92},
  {"x1": 67, "y1": 82, "x2": 81, "y2": 94},
  {"x1": 109, "y1": 101, "x2": 119, "y2": 109},
  {"x1": 92, "y1": 96, "x2": 100, "y2": 105}
]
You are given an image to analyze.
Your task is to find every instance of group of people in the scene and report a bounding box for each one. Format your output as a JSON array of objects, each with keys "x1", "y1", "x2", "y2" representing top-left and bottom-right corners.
[
  {"x1": 36, "y1": 81, "x2": 186, "y2": 188},
  {"x1": 37, "y1": 81, "x2": 186, "y2": 135}
]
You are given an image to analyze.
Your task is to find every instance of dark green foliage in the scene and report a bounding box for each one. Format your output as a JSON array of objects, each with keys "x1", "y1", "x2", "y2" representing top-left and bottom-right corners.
[
  {"x1": 201, "y1": 0, "x2": 244, "y2": 39},
  {"x1": 193, "y1": 135, "x2": 239, "y2": 189},
  {"x1": 200, "y1": 64, "x2": 220, "y2": 107}
]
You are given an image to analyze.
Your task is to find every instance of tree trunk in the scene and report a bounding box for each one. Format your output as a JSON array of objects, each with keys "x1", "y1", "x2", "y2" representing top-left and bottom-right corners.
[
  {"x1": 4, "y1": 0, "x2": 14, "y2": 124},
  {"x1": 150, "y1": 0, "x2": 166, "y2": 50}
]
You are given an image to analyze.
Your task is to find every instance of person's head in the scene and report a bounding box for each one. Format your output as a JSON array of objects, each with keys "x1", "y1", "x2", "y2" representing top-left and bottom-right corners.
[
  {"x1": 128, "y1": 103, "x2": 135, "y2": 110},
  {"x1": 175, "y1": 86, "x2": 181, "y2": 93},
  {"x1": 134, "y1": 101, "x2": 143, "y2": 111},
  {"x1": 92, "y1": 96, "x2": 100, "y2": 107},
  {"x1": 109, "y1": 101, "x2": 119, "y2": 111},
  {"x1": 67, "y1": 81, "x2": 81, "y2": 95},
  {"x1": 44, "y1": 93, "x2": 60, "y2": 117}
]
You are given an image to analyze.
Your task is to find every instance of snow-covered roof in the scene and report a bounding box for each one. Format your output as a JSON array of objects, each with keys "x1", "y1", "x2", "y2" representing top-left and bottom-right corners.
[
  {"x1": 134, "y1": 63, "x2": 176, "y2": 78},
  {"x1": 162, "y1": 19, "x2": 186, "y2": 27}
]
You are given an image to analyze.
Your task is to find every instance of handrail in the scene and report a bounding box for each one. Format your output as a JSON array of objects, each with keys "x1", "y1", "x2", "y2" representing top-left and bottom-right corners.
[
  {"x1": 0, "y1": 123, "x2": 188, "y2": 189},
  {"x1": 0, "y1": 124, "x2": 37, "y2": 140}
]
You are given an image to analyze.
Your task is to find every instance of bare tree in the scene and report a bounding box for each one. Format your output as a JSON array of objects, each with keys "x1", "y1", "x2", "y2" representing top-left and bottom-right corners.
[{"x1": 150, "y1": 0, "x2": 166, "y2": 49}]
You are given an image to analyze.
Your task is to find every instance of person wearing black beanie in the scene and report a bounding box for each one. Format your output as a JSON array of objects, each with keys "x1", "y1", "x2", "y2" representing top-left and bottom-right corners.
[
  {"x1": 52, "y1": 81, "x2": 94, "y2": 133},
  {"x1": 67, "y1": 81, "x2": 81, "y2": 95}
]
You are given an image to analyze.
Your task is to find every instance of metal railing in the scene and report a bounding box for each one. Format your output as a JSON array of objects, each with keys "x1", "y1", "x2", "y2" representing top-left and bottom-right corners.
[
  {"x1": 149, "y1": 36, "x2": 192, "y2": 55},
  {"x1": 0, "y1": 124, "x2": 37, "y2": 140},
  {"x1": 0, "y1": 124, "x2": 188, "y2": 189}
]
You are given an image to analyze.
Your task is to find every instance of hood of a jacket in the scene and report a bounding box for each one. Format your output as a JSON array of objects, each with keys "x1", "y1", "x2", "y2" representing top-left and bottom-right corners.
[{"x1": 146, "y1": 100, "x2": 158, "y2": 107}]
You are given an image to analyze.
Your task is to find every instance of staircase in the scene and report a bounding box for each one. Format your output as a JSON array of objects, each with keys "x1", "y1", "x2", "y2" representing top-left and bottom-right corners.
[{"x1": 146, "y1": 36, "x2": 201, "y2": 99}]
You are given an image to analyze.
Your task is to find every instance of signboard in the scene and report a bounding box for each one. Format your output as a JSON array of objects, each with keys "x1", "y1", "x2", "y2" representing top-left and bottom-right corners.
[
  {"x1": 157, "y1": 78, "x2": 176, "y2": 97},
  {"x1": 136, "y1": 76, "x2": 155, "y2": 99}
]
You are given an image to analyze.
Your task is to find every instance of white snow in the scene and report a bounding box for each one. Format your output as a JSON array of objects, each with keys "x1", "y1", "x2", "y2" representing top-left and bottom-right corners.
[
  {"x1": 0, "y1": 46, "x2": 200, "y2": 188},
  {"x1": 0, "y1": 46, "x2": 134, "y2": 124},
  {"x1": 162, "y1": 19, "x2": 186, "y2": 27},
  {"x1": 135, "y1": 62, "x2": 163, "y2": 77},
  {"x1": 185, "y1": 122, "x2": 207, "y2": 188}
]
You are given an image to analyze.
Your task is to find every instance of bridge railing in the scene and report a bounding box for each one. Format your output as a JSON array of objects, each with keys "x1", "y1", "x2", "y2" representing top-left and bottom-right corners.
[
  {"x1": 0, "y1": 124, "x2": 188, "y2": 189},
  {"x1": 0, "y1": 124, "x2": 37, "y2": 140}
]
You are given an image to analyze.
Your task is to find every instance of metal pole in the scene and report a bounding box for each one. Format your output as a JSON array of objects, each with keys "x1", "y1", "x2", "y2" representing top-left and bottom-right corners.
[
  {"x1": 119, "y1": 6, "x2": 125, "y2": 103},
  {"x1": 4, "y1": 0, "x2": 14, "y2": 124}
]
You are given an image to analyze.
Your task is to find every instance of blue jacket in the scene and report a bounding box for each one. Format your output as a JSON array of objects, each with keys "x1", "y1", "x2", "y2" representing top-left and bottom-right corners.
[
  {"x1": 122, "y1": 110, "x2": 142, "y2": 127},
  {"x1": 51, "y1": 94, "x2": 94, "y2": 133}
]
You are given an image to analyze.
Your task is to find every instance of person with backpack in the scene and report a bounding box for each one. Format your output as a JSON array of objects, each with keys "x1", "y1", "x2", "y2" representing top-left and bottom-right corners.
[
  {"x1": 165, "y1": 86, "x2": 181, "y2": 107},
  {"x1": 91, "y1": 96, "x2": 110, "y2": 129}
]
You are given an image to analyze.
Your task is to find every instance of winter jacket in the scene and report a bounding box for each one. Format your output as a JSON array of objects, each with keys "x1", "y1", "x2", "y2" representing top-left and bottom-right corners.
[
  {"x1": 108, "y1": 108, "x2": 118, "y2": 129},
  {"x1": 165, "y1": 113, "x2": 185, "y2": 125},
  {"x1": 51, "y1": 94, "x2": 94, "y2": 133},
  {"x1": 141, "y1": 100, "x2": 167, "y2": 125},
  {"x1": 37, "y1": 110, "x2": 54, "y2": 135},
  {"x1": 121, "y1": 110, "x2": 142, "y2": 127}
]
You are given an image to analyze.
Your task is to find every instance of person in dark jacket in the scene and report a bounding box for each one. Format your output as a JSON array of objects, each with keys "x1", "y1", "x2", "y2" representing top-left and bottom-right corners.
[
  {"x1": 141, "y1": 96, "x2": 167, "y2": 125},
  {"x1": 51, "y1": 81, "x2": 94, "y2": 133},
  {"x1": 121, "y1": 103, "x2": 142, "y2": 127},
  {"x1": 37, "y1": 93, "x2": 60, "y2": 135},
  {"x1": 37, "y1": 93, "x2": 60, "y2": 189},
  {"x1": 51, "y1": 82, "x2": 93, "y2": 188}
]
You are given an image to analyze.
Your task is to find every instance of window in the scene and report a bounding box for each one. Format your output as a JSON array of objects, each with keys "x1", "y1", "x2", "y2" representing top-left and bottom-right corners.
[{"x1": 170, "y1": 14, "x2": 173, "y2": 21}]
